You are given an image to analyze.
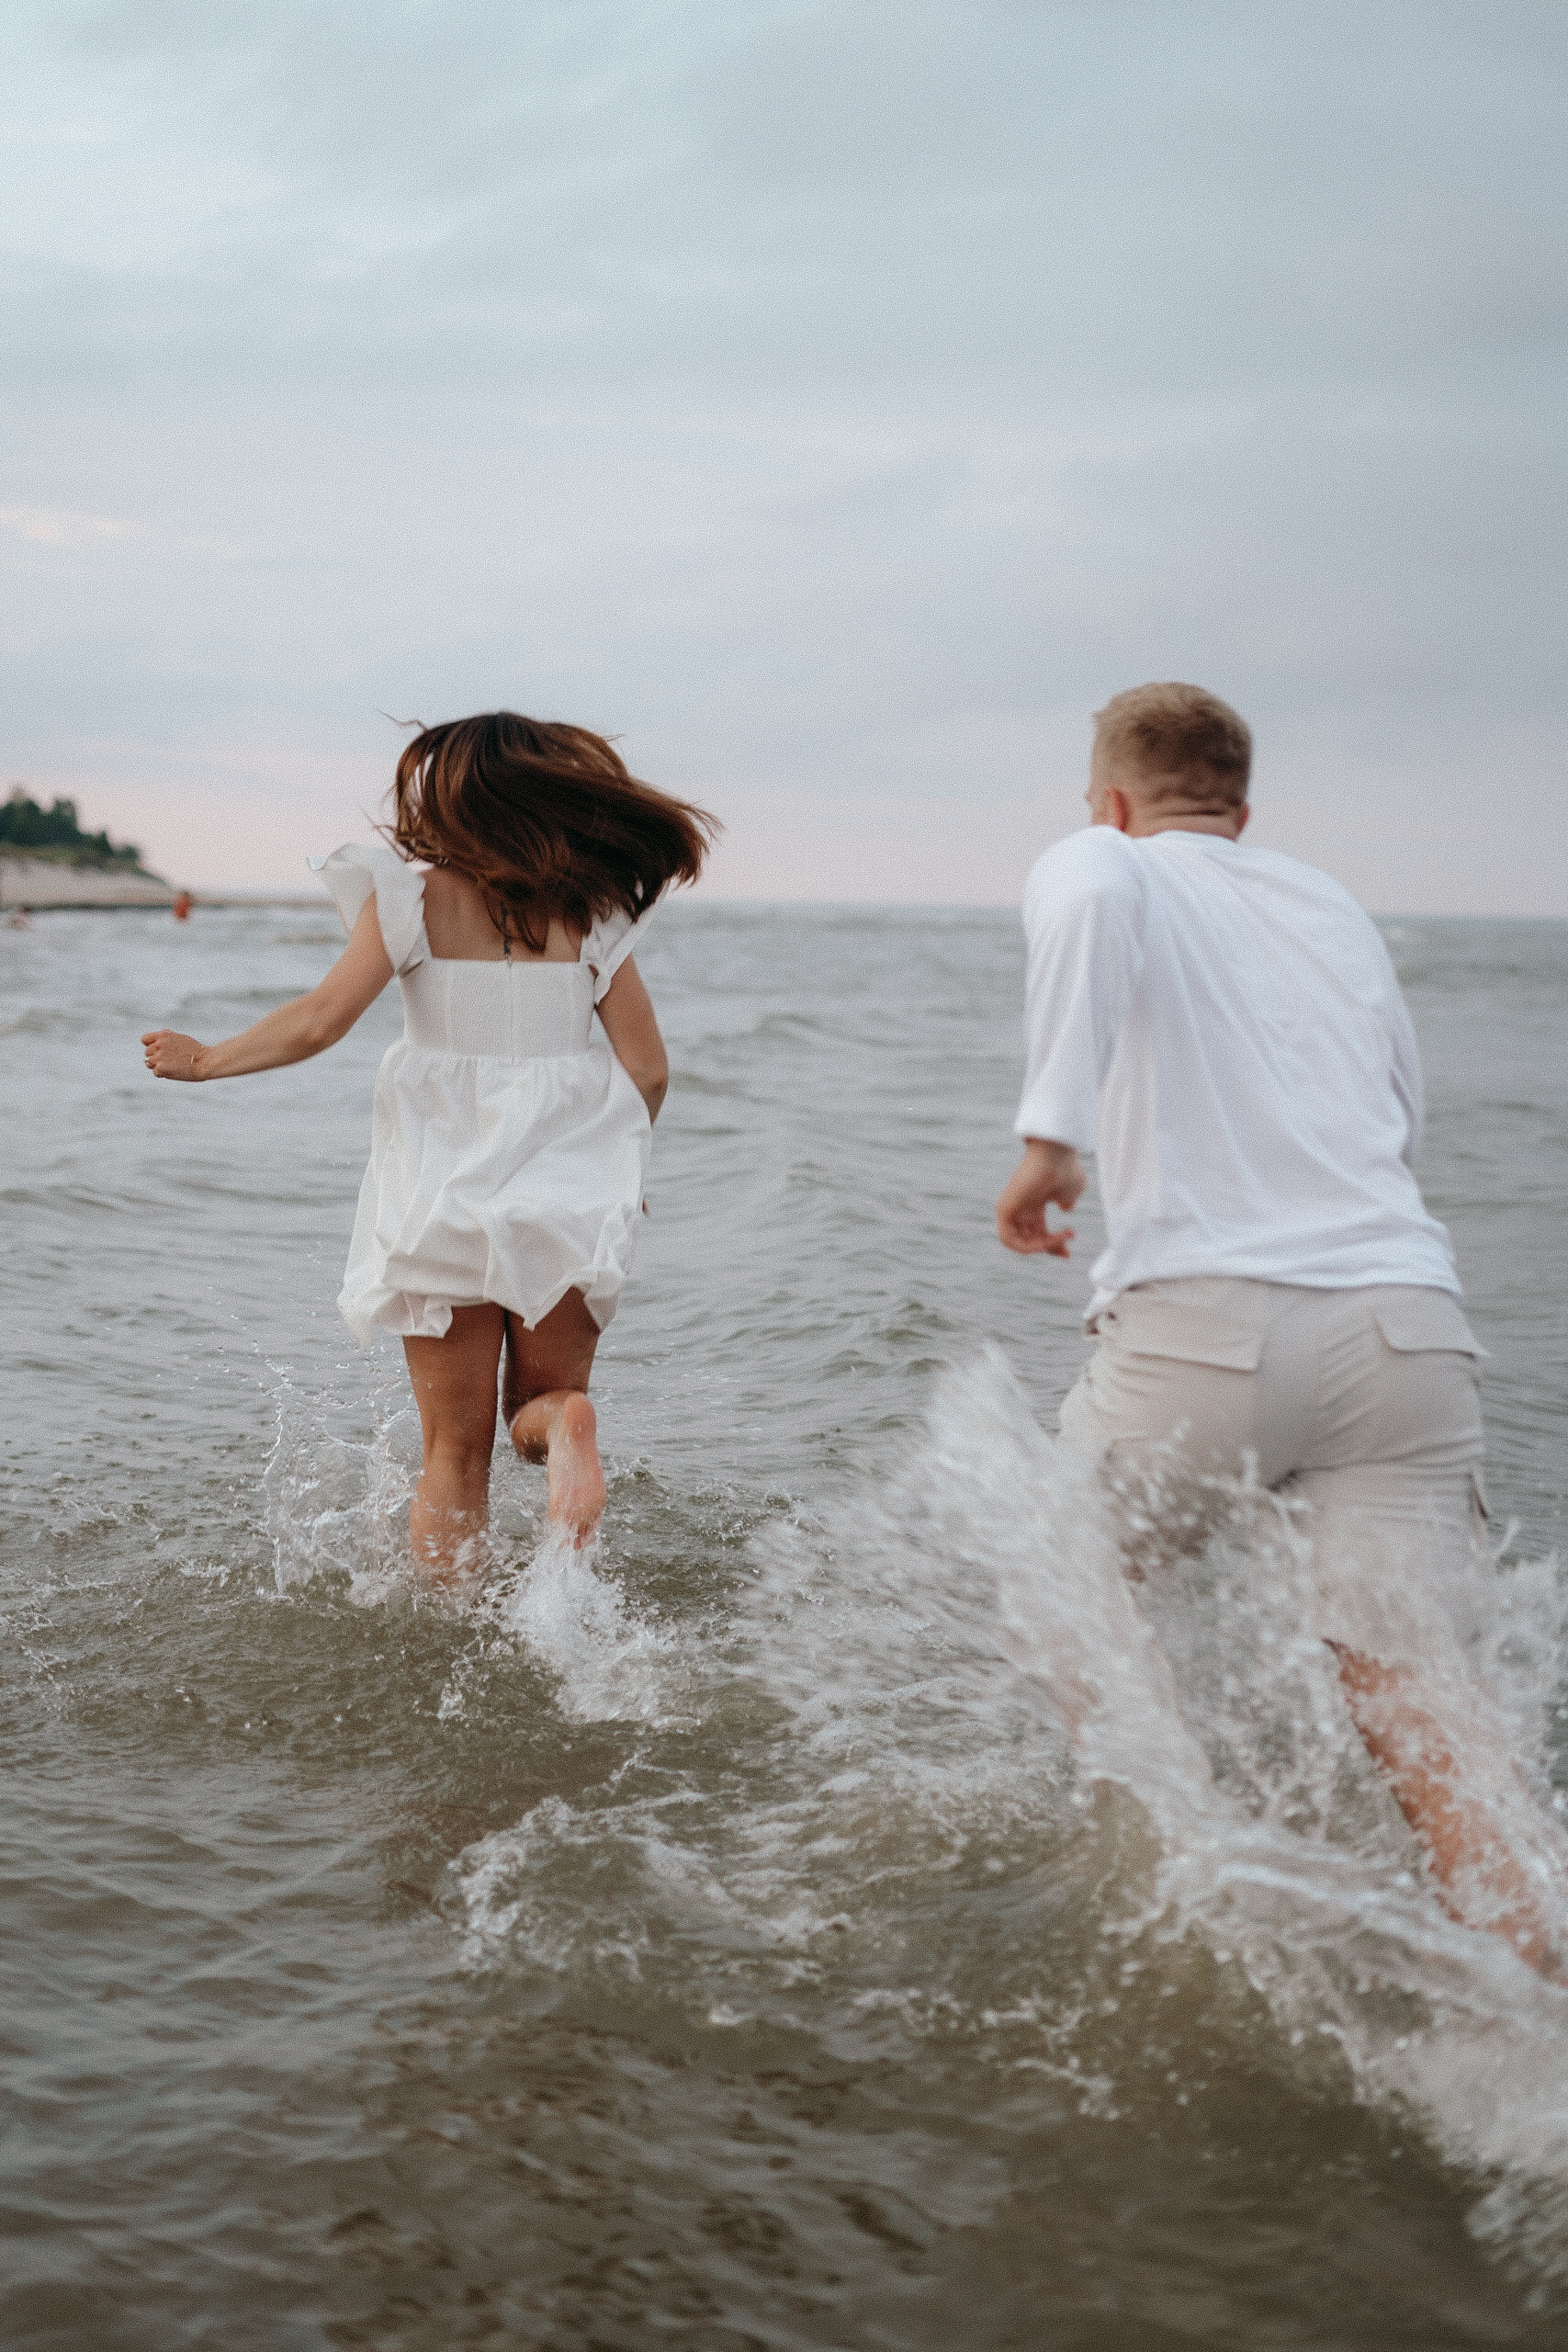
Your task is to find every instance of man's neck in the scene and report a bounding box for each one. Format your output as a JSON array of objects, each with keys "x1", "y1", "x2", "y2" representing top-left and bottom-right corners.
[
  {"x1": 1122, "y1": 810, "x2": 1244, "y2": 840},
  {"x1": 1090, "y1": 766, "x2": 1250, "y2": 842},
  {"x1": 1088, "y1": 770, "x2": 1251, "y2": 841}
]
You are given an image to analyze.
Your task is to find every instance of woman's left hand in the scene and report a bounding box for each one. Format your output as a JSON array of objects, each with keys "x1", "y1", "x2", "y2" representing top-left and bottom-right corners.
[{"x1": 142, "y1": 1029, "x2": 208, "y2": 1080}]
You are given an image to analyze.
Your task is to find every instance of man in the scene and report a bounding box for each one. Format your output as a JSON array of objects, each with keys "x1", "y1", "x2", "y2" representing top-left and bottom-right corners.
[{"x1": 997, "y1": 682, "x2": 1563, "y2": 1977}]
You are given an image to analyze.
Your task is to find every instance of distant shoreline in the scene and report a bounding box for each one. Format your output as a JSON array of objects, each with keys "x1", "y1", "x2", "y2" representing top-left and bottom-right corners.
[
  {"x1": 1, "y1": 856, "x2": 176, "y2": 909},
  {"x1": 0, "y1": 857, "x2": 328, "y2": 911},
  {"x1": 4, "y1": 862, "x2": 1562, "y2": 922}
]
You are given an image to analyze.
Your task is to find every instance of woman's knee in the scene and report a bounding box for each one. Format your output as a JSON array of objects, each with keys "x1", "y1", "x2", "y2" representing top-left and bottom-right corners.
[{"x1": 421, "y1": 1424, "x2": 496, "y2": 1476}]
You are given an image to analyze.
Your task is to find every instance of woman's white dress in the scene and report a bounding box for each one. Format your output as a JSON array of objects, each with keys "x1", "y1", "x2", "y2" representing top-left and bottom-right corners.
[{"x1": 310, "y1": 843, "x2": 654, "y2": 1343}]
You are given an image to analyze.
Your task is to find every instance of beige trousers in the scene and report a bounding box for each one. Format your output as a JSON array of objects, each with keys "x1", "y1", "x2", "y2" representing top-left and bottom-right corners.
[{"x1": 1057, "y1": 1278, "x2": 1487, "y2": 1664}]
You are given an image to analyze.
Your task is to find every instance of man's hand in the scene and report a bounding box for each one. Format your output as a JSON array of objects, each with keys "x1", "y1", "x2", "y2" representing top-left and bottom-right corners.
[{"x1": 997, "y1": 1137, "x2": 1086, "y2": 1257}]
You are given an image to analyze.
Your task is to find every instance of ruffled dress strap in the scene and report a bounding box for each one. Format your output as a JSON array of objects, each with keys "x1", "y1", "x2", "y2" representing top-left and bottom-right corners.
[
  {"x1": 309, "y1": 843, "x2": 430, "y2": 976},
  {"x1": 581, "y1": 888, "x2": 662, "y2": 1004}
]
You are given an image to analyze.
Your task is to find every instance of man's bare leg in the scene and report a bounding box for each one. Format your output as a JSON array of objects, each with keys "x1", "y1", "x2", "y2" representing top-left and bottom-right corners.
[
  {"x1": 503, "y1": 1291, "x2": 605, "y2": 1547},
  {"x1": 1330, "y1": 1645, "x2": 1565, "y2": 1982},
  {"x1": 1057, "y1": 1341, "x2": 1568, "y2": 1974}
]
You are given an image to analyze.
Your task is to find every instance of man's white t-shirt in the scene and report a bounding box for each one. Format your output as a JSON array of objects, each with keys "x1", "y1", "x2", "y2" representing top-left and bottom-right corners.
[{"x1": 1014, "y1": 826, "x2": 1459, "y2": 1317}]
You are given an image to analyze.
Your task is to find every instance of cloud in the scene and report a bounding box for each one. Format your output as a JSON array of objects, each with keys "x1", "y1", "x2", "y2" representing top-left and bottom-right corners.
[
  {"x1": 1, "y1": 1, "x2": 1563, "y2": 907},
  {"x1": 0, "y1": 503, "x2": 142, "y2": 547}
]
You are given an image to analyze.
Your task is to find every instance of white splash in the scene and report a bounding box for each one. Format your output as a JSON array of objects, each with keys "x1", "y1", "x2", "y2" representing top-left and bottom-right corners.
[
  {"x1": 748, "y1": 1349, "x2": 1568, "y2": 2284},
  {"x1": 259, "y1": 1358, "x2": 418, "y2": 1597},
  {"x1": 481, "y1": 1527, "x2": 684, "y2": 1724}
]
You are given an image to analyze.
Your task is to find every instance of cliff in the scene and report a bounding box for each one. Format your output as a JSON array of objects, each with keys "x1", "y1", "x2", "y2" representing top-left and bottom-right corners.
[{"x1": 1, "y1": 788, "x2": 177, "y2": 906}]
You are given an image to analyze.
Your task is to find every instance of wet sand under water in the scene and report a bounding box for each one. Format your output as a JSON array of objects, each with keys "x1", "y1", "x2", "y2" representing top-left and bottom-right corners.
[{"x1": 2, "y1": 901, "x2": 1565, "y2": 2349}]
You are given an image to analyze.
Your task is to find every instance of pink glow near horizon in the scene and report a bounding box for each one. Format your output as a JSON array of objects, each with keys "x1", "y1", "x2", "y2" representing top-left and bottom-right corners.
[{"x1": 10, "y1": 745, "x2": 1566, "y2": 917}]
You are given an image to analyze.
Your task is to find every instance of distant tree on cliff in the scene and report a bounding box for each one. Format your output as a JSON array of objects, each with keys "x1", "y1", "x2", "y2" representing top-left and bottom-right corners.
[{"x1": 0, "y1": 789, "x2": 145, "y2": 867}]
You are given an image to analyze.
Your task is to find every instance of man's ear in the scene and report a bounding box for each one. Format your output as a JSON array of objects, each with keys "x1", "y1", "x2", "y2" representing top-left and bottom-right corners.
[{"x1": 1108, "y1": 786, "x2": 1134, "y2": 834}]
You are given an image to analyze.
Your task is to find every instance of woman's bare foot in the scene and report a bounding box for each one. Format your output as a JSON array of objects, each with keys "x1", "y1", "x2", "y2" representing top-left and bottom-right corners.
[
  {"x1": 510, "y1": 1389, "x2": 606, "y2": 1548},
  {"x1": 547, "y1": 1394, "x2": 606, "y2": 1546}
]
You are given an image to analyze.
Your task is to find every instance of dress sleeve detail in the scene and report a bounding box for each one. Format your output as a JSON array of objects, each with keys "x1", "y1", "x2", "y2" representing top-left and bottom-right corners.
[
  {"x1": 581, "y1": 890, "x2": 661, "y2": 1004},
  {"x1": 309, "y1": 844, "x2": 429, "y2": 976}
]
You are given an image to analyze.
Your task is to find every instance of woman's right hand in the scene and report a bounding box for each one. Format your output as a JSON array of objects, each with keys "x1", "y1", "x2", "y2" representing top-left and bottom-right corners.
[
  {"x1": 139, "y1": 896, "x2": 396, "y2": 1084},
  {"x1": 142, "y1": 1029, "x2": 209, "y2": 1080}
]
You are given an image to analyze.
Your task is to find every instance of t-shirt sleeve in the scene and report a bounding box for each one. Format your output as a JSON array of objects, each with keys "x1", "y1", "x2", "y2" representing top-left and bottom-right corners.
[
  {"x1": 1012, "y1": 833, "x2": 1145, "y2": 1152},
  {"x1": 582, "y1": 890, "x2": 660, "y2": 1004},
  {"x1": 308, "y1": 844, "x2": 429, "y2": 976}
]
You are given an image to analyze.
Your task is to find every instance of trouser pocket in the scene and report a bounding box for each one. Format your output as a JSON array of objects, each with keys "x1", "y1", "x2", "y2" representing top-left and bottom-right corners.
[{"x1": 1093, "y1": 1288, "x2": 1265, "y2": 1373}]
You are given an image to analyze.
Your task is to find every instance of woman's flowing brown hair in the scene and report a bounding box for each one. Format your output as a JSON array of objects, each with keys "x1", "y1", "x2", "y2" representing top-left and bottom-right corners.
[{"x1": 388, "y1": 712, "x2": 718, "y2": 952}]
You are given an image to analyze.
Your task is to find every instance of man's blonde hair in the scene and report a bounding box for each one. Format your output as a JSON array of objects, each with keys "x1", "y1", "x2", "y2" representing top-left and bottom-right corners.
[{"x1": 1093, "y1": 682, "x2": 1251, "y2": 808}]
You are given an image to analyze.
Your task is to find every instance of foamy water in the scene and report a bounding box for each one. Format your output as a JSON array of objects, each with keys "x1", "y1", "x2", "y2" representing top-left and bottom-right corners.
[{"x1": 3, "y1": 900, "x2": 1564, "y2": 2346}]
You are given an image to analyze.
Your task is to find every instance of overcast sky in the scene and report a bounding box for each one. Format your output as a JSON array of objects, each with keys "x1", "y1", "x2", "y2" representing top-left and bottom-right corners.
[{"x1": 4, "y1": 1, "x2": 1564, "y2": 908}]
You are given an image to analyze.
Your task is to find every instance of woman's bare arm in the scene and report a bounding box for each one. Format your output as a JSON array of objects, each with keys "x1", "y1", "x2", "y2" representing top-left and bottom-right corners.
[
  {"x1": 595, "y1": 957, "x2": 669, "y2": 1122},
  {"x1": 142, "y1": 898, "x2": 395, "y2": 1081}
]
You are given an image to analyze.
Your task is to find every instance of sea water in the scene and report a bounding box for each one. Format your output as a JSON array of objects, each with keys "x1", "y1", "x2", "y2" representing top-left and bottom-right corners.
[{"x1": 2, "y1": 900, "x2": 1564, "y2": 2349}]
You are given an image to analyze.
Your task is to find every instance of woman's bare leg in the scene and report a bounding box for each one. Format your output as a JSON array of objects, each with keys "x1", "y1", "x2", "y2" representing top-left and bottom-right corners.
[
  {"x1": 1330, "y1": 1645, "x2": 1565, "y2": 1981},
  {"x1": 403, "y1": 1305, "x2": 504, "y2": 1581},
  {"x1": 503, "y1": 1290, "x2": 605, "y2": 1546}
]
